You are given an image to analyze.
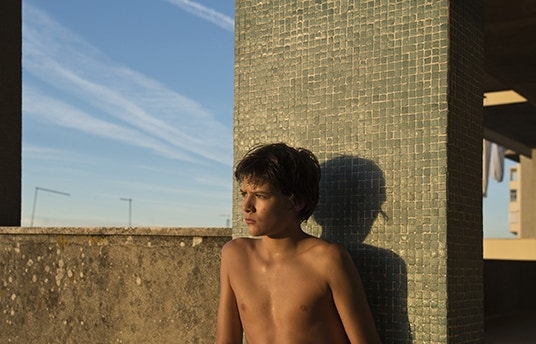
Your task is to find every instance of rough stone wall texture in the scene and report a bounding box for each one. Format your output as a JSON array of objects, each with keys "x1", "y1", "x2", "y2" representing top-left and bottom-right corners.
[
  {"x1": 234, "y1": 1, "x2": 483, "y2": 343},
  {"x1": 0, "y1": 227, "x2": 231, "y2": 343}
]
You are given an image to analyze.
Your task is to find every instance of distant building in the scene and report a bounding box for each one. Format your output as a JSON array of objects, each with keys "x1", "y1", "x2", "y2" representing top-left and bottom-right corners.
[{"x1": 508, "y1": 153, "x2": 536, "y2": 238}]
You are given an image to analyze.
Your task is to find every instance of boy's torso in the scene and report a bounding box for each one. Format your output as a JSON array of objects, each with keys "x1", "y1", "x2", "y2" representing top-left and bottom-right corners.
[{"x1": 227, "y1": 237, "x2": 350, "y2": 344}]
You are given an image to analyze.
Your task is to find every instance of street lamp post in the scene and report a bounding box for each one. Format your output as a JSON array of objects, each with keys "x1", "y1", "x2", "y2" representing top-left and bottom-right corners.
[
  {"x1": 220, "y1": 214, "x2": 230, "y2": 227},
  {"x1": 30, "y1": 187, "x2": 70, "y2": 227},
  {"x1": 120, "y1": 197, "x2": 133, "y2": 227}
]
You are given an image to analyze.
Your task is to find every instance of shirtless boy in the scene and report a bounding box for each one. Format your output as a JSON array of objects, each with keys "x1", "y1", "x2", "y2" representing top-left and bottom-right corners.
[{"x1": 216, "y1": 143, "x2": 380, "y2": 344}]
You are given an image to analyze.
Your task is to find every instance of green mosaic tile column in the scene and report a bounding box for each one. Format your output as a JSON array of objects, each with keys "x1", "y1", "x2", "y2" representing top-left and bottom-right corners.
[{"x1": 233, "y1": 1, "x2": 483, "y2": 343}]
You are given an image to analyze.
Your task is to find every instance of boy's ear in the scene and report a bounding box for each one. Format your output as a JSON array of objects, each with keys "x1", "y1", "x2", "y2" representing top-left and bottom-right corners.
[{"x1": 289, "y1": 195, "x2": 305, "y2": 212}]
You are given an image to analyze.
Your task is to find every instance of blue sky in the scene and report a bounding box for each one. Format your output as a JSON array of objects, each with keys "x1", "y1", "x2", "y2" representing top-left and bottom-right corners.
[
  {"x1": 22, "y1": 0, "x2": 234, "y2": 227},
  {"x1": 21, "y1": 0, "x2": 514, "y2": 236}
]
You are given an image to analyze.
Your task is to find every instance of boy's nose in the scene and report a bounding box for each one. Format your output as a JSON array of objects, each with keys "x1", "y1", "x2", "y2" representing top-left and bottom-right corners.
[{"x1": 242, "y1": 196, "x2": 254, "y2": 212}]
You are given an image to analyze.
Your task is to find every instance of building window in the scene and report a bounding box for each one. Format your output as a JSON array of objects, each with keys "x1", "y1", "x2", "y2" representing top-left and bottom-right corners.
[
  {"x1": 510, "y1": 168, "x2": 518, "y2": 181},
  {"x1": 510, "y1": 189, "x2": 517, "y2": 202}
]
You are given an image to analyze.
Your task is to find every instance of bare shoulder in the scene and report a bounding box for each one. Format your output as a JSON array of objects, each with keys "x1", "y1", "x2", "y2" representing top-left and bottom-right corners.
[
  {"x1": 302, "y1": 238, "x2": 356, "y2": 276},
  {"x1": 305, "y1": 238, "x2": 351, "y2": 262},
  {"x1": 221, "y1": 237, "x2": 256, "y2": 259},
  {"x1": 223, "y1": 237, "x2": 256, "y2": 250}
]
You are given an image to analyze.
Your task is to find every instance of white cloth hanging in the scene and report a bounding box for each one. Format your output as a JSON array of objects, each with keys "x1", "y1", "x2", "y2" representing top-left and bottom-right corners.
[
  {"x1": 482, "y1": 140, "x2": 492, "y2": 197},
  {"x1": 490, "y1": 143, "x2": 505, "y2": 182}
]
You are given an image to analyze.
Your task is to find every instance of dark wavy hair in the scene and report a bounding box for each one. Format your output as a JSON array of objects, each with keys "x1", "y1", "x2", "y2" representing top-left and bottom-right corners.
[{"x1": 234, "y1": 143, "x2": 321, "y2": 222}]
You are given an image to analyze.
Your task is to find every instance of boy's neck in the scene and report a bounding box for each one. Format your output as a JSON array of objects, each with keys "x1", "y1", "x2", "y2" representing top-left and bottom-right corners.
[{"x1": 259, "y1": 228, "x2": 312, "y2": 258}]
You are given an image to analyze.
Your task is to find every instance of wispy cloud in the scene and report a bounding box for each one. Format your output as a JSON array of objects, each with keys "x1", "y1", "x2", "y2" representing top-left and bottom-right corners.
[
  {"x1": 22, "y1": 144, "x2": 74, "y2": 162},
  {"x1": 163, "y1": 0, "x2": 234, "y2": 32},
  {"x1": 22, "y1": 4, "x2": 232, "y2": 166},
  {"x1": 23, "y1": 86, "x2": 198, "y2": 162}
]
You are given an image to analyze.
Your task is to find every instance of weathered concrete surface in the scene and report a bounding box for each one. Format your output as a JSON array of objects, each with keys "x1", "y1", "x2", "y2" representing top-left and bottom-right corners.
[{"x1": 0, "y1": 227, "x2": 231, "y2": 343}]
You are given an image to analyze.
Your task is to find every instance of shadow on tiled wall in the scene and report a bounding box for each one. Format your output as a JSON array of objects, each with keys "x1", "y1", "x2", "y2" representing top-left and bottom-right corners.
[{"x1": 314, "y1": 155, "x2": 412, "y2": 343}]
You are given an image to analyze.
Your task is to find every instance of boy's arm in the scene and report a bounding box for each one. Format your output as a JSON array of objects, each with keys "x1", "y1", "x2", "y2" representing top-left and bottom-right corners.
[
  {"x1": 327, "y1": 245, "x2": 381, "y2": 344},
  {"x1": 216, "y1": 242, "x2": 243, "y2": 344}
]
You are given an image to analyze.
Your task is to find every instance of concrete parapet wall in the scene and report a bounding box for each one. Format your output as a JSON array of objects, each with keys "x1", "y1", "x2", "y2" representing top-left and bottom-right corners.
[
  {"x1": 484, "y1": 238, "x2": 536, "y2": 261},
  {"x1": 0, "y1": 227, "x2": 231, "y2": 343}
]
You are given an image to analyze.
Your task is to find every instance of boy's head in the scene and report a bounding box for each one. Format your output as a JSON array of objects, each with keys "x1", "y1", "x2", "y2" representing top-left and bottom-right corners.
[{"x1": 234, "y1": 142, "x2": 321, "y2": 222}]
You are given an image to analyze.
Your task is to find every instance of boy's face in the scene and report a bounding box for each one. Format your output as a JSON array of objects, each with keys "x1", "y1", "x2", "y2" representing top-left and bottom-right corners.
[{"x1": 239, "y1": 177, "x2": 300, "y2": 237}]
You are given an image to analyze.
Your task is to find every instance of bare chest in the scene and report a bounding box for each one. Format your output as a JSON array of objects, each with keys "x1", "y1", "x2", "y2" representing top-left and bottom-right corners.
[{"x1": 231, "y1": 260, "x2": 334, "y2": 327}]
